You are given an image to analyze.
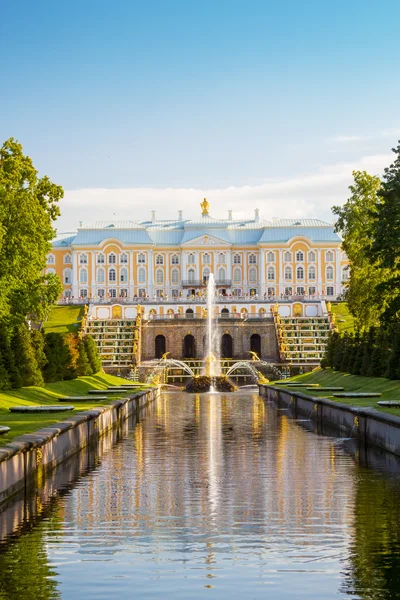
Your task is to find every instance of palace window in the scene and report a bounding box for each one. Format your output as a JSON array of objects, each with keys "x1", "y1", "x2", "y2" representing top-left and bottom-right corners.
[
  {"x1": 188, "y1": 254, "x2": 195, "y2": 265},
  {"x1": 249, "y1": 268, "x2": 257, "y2": 283},
  {"x1": 203, "y1": 253, "x2": 211, "y2": 264},
  {"x1": 64, "y1": 290, "x2": 72, "y2": 299},
  {"x1": 296, "y1": 251, "x2": 304, "y2": 262},
  {"x1": 218, "y1": 267, "x2": 226, "y2": 282},
  {"x1": 79, "y1": 268, "x2": 88, "y2": 284},
  {"x1": 249, "y1": 288, "x2": 257, "y2": 296},
  {"x1": 97, "y1": 268, "x2": 105, "y2": 284},
  {"x1": 171, "y1": 254, "x2": 179, "y2": 265},
  {"x1": 188, "y1": 268, "x2": 195, "y2": 283},
  {"x1": 156, "y1": 269, "x2": 164, "y2": 284},
  {"x1": 233, "y1": 268, "x2": 241, "y2": 283},
  {"x1": 47, "y1": 254, "x2": 55, "y2": 264},
  {"x1": 326, "y1": 266, "x2": 334, "y2": 281},
  {"x1": 308, "y1": 286, "x2": 316, "y2": 295},
  {"x1": 138, "y1": 253, "x2": 146, "y2": 264},
  {"x1": 109, "y1": 268, "x2": 116, "y2": 283},
  {"x1": 80, "y1": 289, "x2": 88, "y2": 298},
  {"x1": 203, "y1": 268, "x2": 210, "y2": 283},
  {"x1": 98, "y1": 289, "x2": 105, "y2": 298},
  {"x1": 156, "y1": 254, "x2": 164, "y2": 265},
  {"x1": 63, "y1": 268, "x2": 72, "y2": 284},
  {"x1": 308, "y1": 251, "x2": 316, "y2": 262},
  {"x1": 267, "y1": 251, "x2": 275, "y2": 262},
  {"x1": 109, "y1": 253, "x2": 116, "y2": 264},
  {"x1": 120, "y1": 268, "x2": 128, "y2": 283},
  {"x1": 109, "y1": 289, "x2": 117, "y2": 298},
  {"x1": 64, "y1": 253, "x2": 72, "y2": 264},
  {"x1": 138, "y1": 268, "x2": 146, "y2": 283},
  {"x1": 308, "y1": 266, "x2": 316, "y2": 280},
  {"x1": 218, "y1": 253, "x2": 226, "y2": 264},
  {"x1": 296, "y1": 266, "x2": 304, "y2": 279},
  {"x1": 267, "y1": 266, "x2": 275, "y2": 280},
  {"x1": 342, "y1": 266, "x2": 350, "y2": 281},
  {"x1": 326, "y1": 286, "x2": 334, "y2": 296},
  {"x1": 46, "y1": 268, "x2": 56, "y2": 275},
  {"x1": 171, "y1": 269, "x2": 179, "y2": 284},
  {"x1": 284, "y1": 251, "x2": 292, "y2": 262},
  {"x1": 267, "y1": 287, "x2": 275, "y2": 296},
  {"x1": 284, "y1": 266, "x2": 292, "y2": 280},
  {"x1": 138, "y1": 288, "x2": 146, "y2": 297},
  {"x1": 284, "y1": 287, "x2": 293, "y2": 296},
  {"x1": 120, "y1": 288, "x2": 128, "y2": 298},
  {"x1": 80, "y1": 253, "x2": 88, "y2": 265},
  {"x1": 233, "y1": 254, "x2": 241, "y2": 264},
  {"x1": 341, "y1": 251, "x2": 348, "y2": 261},
  {"x1": 172, "y1": 289, "x2": 179, "y2": 298},
  {"x1": 97, "y1": 253, "x2": 105, "y2": 264},
  {"x1": 120, "y1": 253, "x2": 128, "y2": 264},
  {"x1": 249, "y1": 254, "x2": 257, "y2": 264},
  {"x1": 297, "y1": 286, "x2": 305, "y2": 295},
  {"x1": 326, "y1": 250, "x2": 334, "y2": 262},
  {"x1": 233, "y1": 288, "x2": 242, "y2": 296}
]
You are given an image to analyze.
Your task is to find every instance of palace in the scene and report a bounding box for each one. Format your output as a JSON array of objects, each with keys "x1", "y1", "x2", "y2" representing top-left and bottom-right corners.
[{"x1": 48, "y1": 201, "x2": 348, "y2": 370}]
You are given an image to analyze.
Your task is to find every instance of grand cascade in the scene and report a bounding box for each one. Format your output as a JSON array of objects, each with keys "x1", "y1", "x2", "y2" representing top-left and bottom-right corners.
[{"x1": 49, "y1": 200, "x2": 348, "y2": 372}]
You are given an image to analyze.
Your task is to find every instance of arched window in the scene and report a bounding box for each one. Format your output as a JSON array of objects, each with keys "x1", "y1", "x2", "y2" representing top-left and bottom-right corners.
[
  {"x1": 97, "y1": 268, "x2": 105, "y2": 283},
  {"x1": 188, "y1": 268, "x2": 195, "y2": 283},
  {"x1": 79, "y1": 268, "x2": 88, "y2": 284},
  {"x1": 63, "y1": 268, "x2": 72, "y2": 284},
  {"x1": 47, "y1": 253, "x2": 55, "y2": 264},
  {"x1": 109, "y1": 268, "x2": 116, "y2": 282},
  {"x1": 308, "y1": 251, "x2": 316, "y2": 262},
  {"x1": 171, "y1": 268, "x2": 179, "y2": 284},
  {"x1": 221, "y1": 333, "x2": 233, "y2": 358},
  {"x1": 155, "y1": 335, "x2": 166, "y2": 359},
  {"x1": 284, "y1": 266, "x2": 292, "y2": 280},
  {"x1": 203, "y1": 267, "x2": 210, "y2": 282},
  {"x1": 108, "y1": 253, "x2": 116, "y2": 264},
  {"x1": 249, "y1": 267, "x2": 257, "y2": 283},
  {"x1": 267, "y1": 266, "x2": 275, "y2": 280},
  {"x1": 233, "y1": 268, "x2": 241, "y2": 283},
  {"x1": 156, "y1": 254, "x2": 164, "y2": 265},
  {"x1": 308, "y1": 266, "x2": 316, "y2": 280},
  {"x1": 188, "y1": 253, "x2": 195, "y2": 264},
  {"x1": 138, "y1": 268, "x2": 146, "y2": 283},
  {"x1": 326, "y1": 286, "x2": 334, "y2": 296},
  {"x1": 267, "y1": 251, "x2": 275, "y2": 262},
  {"x1": 79, "y1": 253, "x2": 87, "y2": 265},
  {"x1": 183, "y1": 334, "x2": 196, "y2": 358},
  {"x1": 171, "y1": 254, "x2": 179, "y2": 265},
  {"x1": 97, "y1": 253, "x2": 105, "y2": 264},
  {"x1": 46, "y1": 268, "x2": 56, "y2": 275},
  {"x1": 185, "y1": 308, "x2": 194, "y2": 319},
  {"x1": 64, "y1": 253, "x2": 72, "y2": 264},
  {"x1": 342, "y1": 266, "x2": 350, "y2": 281},
  {"x1": 218, "y1": 267, "x2": 226, "y2": 281},
  {"x1": 120, "y1": 267, "x2": 128, "y2": 283},
  {"x1": 296, "y1": 251, "x2": 304, "y2": 262},
  {"x1": 120, "y1": 253, "x2": 128, "y2": 264},
  {"x1": 156, "y1": 269, "x2": 164, "y2": 284},
  {"x1": 203, "y1": 253, "x2": 210, "y2": 264},
  {"x1": 284, "y1": 251, "x2": 291, "y2": 262},
  {"x1": 326, "y1": 250, "x2": 334, "y2": 262},
  {"x1": 80, "y1": 289, "x2": 88, "y2": 298},
  {"x1": 233, "y1": 254, "x2": 241, "y2": 264},
  {"x1": 218, "y1": 253, "x2": 226, "y2": 264},
  {"x1": 138, "y1": 253, "x2": 146, "y2": 264},
  {"x1": 326, "y1": 266, "x2": 334, "y2": 280},
  {"x1": 250, "y1": 334, "x2": 261, "y2": 357},
  {"x1": 249, "y1": 254, "x2": 257, "y2": 264},
  {"x1": 109, "y1": 288, "x2": 117, "y2": 298},
  {"x1": 296, "y1": 266, "x2": 304, "y2": 279}
]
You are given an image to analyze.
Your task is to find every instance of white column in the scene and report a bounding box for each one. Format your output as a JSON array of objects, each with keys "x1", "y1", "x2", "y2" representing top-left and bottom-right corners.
[
  {"x1": 260, "y1": 248, "x2": 266, "y2": 294},
  {"x1": 148, "y1": 249, "x2": 154, "y2": 296},
  {"x1": 317, "y1": 249, "x2": 323, "y2": 294},
  {"x1": 72, "y1": 250, "x2": 78, "y2": 298},
  {"x1": 91, "y1": 251, "x2": 96, "y2": 298},
  {"x1": 129, "y1": 250, "x2": 134, "y2": 298},
  {"x1": 278, "y1": 249, "x2": 284, "y2": 295},
  {"x1": 242, "y1": 252, "x2": 247, "y2": 293},
  {"x1": 165, "y1": 253, "x2": 170, "y2": 292},
  {"x1": 226, "y1": 250, "x2": 232, "y2": 284},
  {"x1": 195, "y1": 251, "x2": 200, "y2": 282},
  {"x1": 335, "y1": 248, "x2": 341, "y2": 296}
]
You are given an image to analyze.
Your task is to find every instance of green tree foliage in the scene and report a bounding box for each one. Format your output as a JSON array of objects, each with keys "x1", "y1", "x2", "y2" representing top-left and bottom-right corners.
[
  {"x1": 0, "y1": 319, "x2": 21, "y2": 389},
  {"x1": 43, "y1": 333, "x2": 74, "y2": 383},
  {"x1": 75, "y1": 339, "x2": 93, "y2": 376},
  {"x1": 84, "y1": 335, "x2": 102, "y2": 373},
  {"x1": 386, "y1": 325, "x2": 400, "y2": 380},
  {"x1": 12, "y1": 320, "x2": 44, "y2": 387},
  {"x1": 369, "y1": 142, "x2": 400, "y2": 323},
  {"x1": 333, "y1": 170, "x2": 388, "y2": 329},
  {"x1": 30, "y1": 329, "x2": 47, "y2": 371},
  {"x1": 0, "y1": 138, "x2": 63, "y2": 321}
]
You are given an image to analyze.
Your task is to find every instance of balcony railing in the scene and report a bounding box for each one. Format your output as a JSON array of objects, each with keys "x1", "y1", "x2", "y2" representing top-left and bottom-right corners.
[{"x1": 181, "y1": 279, "x2": 233, "y2": 288}]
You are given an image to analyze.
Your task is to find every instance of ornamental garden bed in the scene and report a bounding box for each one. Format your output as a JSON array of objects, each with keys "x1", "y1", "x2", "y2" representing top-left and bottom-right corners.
[{"x1": 10, "y1": 405, "x2": 75, "y2": 413}]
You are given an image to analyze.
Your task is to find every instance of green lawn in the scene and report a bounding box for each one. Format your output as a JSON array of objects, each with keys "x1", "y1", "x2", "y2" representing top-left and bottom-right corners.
[
  {"x1": 42, "y1": 305, "x2": 85, "y2": 333},
  {"x1": 276, "y1": 368, "x2": 400, "y2": 415},
  {"x1": 330, "y1": 302, "x2": 355, "y2": 333},
  {"x1": 0, "y1": 373, "x2": 149, "y2": 445}
]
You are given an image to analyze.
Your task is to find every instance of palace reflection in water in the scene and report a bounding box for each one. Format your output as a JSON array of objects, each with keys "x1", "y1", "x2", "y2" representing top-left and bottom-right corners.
[{"x1": 1, "y1": 392, "x2": 400, "y2": 599}]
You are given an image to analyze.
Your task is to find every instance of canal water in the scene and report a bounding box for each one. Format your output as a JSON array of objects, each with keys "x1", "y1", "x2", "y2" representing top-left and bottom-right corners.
[{"x1": 1, "y1": 391, "x2": 400, "y2": 599}]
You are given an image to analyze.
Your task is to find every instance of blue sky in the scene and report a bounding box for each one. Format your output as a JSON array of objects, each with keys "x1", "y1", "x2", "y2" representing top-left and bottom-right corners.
[{"x1": 1, "y1": 0, "x2": 400, "y2": 229}]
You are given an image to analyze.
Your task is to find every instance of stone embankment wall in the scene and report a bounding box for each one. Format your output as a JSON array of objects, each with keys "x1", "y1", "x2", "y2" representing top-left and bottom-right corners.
[
  {"x1": 259, "y1": 384, "x2": 400, "y2": 456},
  {"x1": 0, "y1": 388, "x2": 159, "y2": 505}
]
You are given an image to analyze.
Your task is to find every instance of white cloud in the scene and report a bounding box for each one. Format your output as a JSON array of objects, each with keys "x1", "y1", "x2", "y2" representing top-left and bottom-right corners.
[
  {"x1": 327, "y1": 129, "x2": 400, "y2": 144},
  {"x1": 56, "y1": 152, "x2": 392, "y2": 231}
]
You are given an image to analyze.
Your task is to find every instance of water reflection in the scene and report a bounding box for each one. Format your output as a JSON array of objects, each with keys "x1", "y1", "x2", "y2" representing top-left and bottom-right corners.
[{"x1": 0, "y1": 392, "x2": 400, "y2": 599}]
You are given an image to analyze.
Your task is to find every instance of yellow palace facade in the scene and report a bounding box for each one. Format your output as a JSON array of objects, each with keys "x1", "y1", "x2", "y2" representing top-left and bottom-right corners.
[{"x1": 49, "y1": 201, "x2": 349, "y2": 302}]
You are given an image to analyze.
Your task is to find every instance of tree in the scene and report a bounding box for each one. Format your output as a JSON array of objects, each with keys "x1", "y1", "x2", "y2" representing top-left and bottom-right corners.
[
  {"x1": 369, "y1": 142, "x2": 400, "y2": 323},
  {"x1": 12, "y1": 321, "x2": 44, "y2": 387},
  {"x1": 333, "y1": 170, "x2": 388, "y2": 329},
  {"x1": 386, "y1": 325, "x2": 400, "y2": 380},
  {"x1": 75, "y1": 339, "x2": 92, "y2": 376},
  {"x1": 43, "y1": 333, "x2": 73, "y2": 382},
  {"x1": 84, "y1": 335, "x2": 102, "y2": 373},
  {"x1": 0, "y1": 319, "x2": 21, "y2": 388},
  {"x1": 0, "y1": 138, "x2": 63, "y2": 321}
]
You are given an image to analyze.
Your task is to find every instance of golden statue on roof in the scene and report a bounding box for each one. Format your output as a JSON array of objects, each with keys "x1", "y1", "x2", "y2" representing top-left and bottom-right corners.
[{"x1": 201, "y1": 198, "x2": 210, "y2": 216}]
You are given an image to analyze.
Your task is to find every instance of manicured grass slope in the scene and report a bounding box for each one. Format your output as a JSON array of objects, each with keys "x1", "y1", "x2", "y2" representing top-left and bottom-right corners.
[
  {"x1": 42, "y1": 305, "x2": 84, "y2": 333},
  {"x1": 0, "y1": 373, "x2": 147, "y2": 444},
  {"x1": 330, "y1": 302, "x2": 355, "y2": 333},
  {"x1": 278, "y1": 368, "x2": 400, "y2": 415}
]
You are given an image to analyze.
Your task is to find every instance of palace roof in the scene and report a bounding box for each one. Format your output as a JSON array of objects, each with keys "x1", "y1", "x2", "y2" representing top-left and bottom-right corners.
[{"x1": 53, "y1": 214, "x2": 341, "y2": 247}]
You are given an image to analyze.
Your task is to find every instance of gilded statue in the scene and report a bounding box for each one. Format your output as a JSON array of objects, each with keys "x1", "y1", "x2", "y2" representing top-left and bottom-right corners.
[
  {"x1": 249, "y1": 351, "x2": 259, "y2": 361},
  {"x1": 162, "y1": 352, "x2": 170, "y2": 360},
  {"x1": 201, "y1": 198, "x2": 210, "y2": 216}
]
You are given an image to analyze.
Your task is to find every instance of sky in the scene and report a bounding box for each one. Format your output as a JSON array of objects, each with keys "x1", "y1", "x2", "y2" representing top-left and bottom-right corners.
[{"x1": 1, "y1": 0, "x2": 400, "y2": 230}]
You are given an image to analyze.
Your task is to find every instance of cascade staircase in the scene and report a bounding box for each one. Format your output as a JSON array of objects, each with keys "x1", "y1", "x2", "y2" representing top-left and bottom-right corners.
[
  {"x1": 84, "y1": 317, "x2": 141, "y2": 371},
  {"x1": 273, "y1": 314, "x2": 332, "y2": 364}
]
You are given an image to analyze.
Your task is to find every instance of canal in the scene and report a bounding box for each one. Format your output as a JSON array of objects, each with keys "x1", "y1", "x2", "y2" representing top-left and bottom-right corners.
[{"x1": 1, "y1": 391, "x2": 400, "y2": 599}]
